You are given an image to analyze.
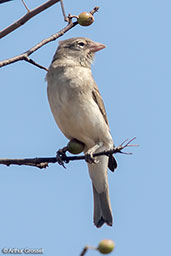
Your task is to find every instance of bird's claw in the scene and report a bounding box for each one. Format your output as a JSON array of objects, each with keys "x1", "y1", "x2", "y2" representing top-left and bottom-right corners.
[
  {"x1": 85, "y1": 152, "x2": 99, "y2": 164},
  {"x1": 56, "y1": 147, "x2": 68, "y2": 168}
]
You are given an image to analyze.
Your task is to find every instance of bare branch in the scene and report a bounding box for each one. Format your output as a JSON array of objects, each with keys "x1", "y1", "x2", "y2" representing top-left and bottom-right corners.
[
  {"x1": 0, "y1": 0, "x2": 60, "y2": 39},
  {"x1": 80, "y1": 246, "x2": 96, "y2": 256},
  {"x1": 0, "y1": 138, "x2": 138, "y2": 169},
  {"x1": 0, "y1": 0, "x2": 13, "y2": 3},
  {"x1": 21, "y1": 0, "x2": 30, "y2": 12},
  {"x1": 90, "y1": 6, "x2": 99, "y2": 15},
  {"x1": 24, "y1": 57, "x2": 48, "y2": 71},
  {"x1": 0, "y1": 6, "x2": 99, "y2": 70},
  {"x1": 0, "y1": 22, "x2": 76, "y2": 68},
  {"x1": 60, "y1": 0, "x2": 67, "y2": 22},
  {"x1": 80, "y1": 246, "x2": 88, "y2": 256}
]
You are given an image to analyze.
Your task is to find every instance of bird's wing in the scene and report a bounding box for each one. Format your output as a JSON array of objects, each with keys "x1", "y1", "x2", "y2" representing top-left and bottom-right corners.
[
  {"x1": 92, "y1": 83, "x2": 109, "y2": 127},
  {"x1": 92, "y1": 83, "x2": 117, "y2": 172}
]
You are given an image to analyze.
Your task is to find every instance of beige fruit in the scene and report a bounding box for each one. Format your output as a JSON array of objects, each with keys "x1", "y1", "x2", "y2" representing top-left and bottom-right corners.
[
  {"x1": 67, "y1": 139, "x2": 85, "y2": 154},
  {"x1": 97, "y1": 240, "x2": 115, "y2": 254},
  {"x1": 78, "y1": 12, "x2": 94, "y2": 26}
]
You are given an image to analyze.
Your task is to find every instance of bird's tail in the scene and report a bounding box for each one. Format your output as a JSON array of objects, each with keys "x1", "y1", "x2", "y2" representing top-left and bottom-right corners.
[
  {"x1": 87, "y1": 147, "x2": 113, "y2": 228},
  {"x1": 92, "y1": 183, "x2": 113, "y2": 228}
]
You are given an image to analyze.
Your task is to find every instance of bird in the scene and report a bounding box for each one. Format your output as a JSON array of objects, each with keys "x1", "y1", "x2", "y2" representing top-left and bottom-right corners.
[{"x1": 46, "y1": 37, "x2": 117, "y2": 228}]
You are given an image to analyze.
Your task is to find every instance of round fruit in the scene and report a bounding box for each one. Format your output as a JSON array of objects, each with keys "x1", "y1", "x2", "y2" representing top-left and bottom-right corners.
[
  {"x1": 97, "y1": 240, "x2": 115, "y2": 254},
  {"x1": 67, "y1": 139, "x2": 85, "y2": 154},
  {"x1": 78, "y1": 12, "x2": 94, "y2": 26}
]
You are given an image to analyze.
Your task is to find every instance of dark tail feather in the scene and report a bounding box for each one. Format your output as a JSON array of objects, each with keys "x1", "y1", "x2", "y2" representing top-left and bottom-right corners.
[
  {"x1": 92, "y1": 184, "x2": 113, "y2": 228},
  {"x1": 108, "y1": 155, "x2": 117, "y2": 172}
]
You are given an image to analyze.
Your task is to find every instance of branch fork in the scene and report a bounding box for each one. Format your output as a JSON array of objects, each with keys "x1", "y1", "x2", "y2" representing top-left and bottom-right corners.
[{"x1": 0, "y1": 5, "x2": 99, "y2": 70}]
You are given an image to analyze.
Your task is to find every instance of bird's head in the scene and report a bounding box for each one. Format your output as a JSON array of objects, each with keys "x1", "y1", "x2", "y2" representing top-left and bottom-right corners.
[{"x1": 52, "y1": 37, "x2": 106, "y2": 68}]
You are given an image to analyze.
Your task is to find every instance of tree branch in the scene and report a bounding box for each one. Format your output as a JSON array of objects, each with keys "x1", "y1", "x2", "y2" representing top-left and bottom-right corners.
[
  {"x1": 80, "y1": 246, "x2": 97, "y2": 256},
  {"x1": 60, "y1": 0, "x2": 67, "y2": 21},
  {"x1": 0, "y1": 138, "x2": 138, "y2": 169},
  {"x1": 0, "y1": 0, "x2": 60, "y2": 39},
  {"x1": 80, "y1": 246, "x2": 89, "y2": 256},
  {"x1": 0, "y1": 21, "x2": 76, "y2": 69},
  {"x1": 0, "y1": 6, "x2": 99, "y2": 70},
  {"x1": 0, "y1": 0, "x2": 13, "y2": 3},
  {"x1": 21, "y1": 0, "x2": 30, "y2": 12},
  {"x1": 24, "y1": 57, "x2": 48, "y2": 71}
]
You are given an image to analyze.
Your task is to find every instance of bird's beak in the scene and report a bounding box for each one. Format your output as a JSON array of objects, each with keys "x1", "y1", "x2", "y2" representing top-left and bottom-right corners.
[{"x1": 89, "y1": 41, "x2": 106, "y2": 53}]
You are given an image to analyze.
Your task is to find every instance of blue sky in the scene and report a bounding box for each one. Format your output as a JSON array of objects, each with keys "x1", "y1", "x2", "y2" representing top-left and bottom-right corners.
[{"x1": 0, "y1": 0, "x2": 171, "y2": 255}]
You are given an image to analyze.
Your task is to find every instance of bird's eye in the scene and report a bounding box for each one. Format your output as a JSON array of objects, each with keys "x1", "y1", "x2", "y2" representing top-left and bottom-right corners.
[{"x1": 78, "y1": 42, "x2": 85, "y2": 47}]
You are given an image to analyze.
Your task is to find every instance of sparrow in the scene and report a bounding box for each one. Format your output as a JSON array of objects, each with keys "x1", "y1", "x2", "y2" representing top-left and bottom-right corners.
[{"x1": 46, "y1": 37, "x2": 117, "y2": 228}]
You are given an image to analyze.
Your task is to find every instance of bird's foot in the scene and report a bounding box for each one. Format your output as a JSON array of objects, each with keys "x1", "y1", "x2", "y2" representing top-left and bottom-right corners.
[
  {"x1": 56, "y1": 146, "x2": 68, "y2": 168},
  {"x1": 85, "y1": 151, "x2": 99, "y2": 164},
  {"x1": 85, "y1": 143, "x2": 103, "y2": 164}
]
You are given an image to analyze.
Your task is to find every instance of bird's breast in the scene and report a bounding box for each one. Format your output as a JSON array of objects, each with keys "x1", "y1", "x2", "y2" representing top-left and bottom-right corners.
[{"x1": 47, "y1": 66, "x2": 112, "y2": 148}]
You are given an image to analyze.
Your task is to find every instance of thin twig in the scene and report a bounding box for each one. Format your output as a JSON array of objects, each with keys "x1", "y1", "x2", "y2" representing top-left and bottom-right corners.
[
  {"x1": 80, "y1": 246, "x2": 96, "y2": 256},
  {"x1": 80, "y1": 246, "x2": 88, "y2": 256},
  {"x1": 0, "y1": 0, "x2": 13, "y2": 3},
  {"x1": 0, "y1": 22, "x2": 76, "y2": 68},
  {"x1": 0, "y1": 138, "x2": 138, "y2": 169},
  {"x1": 0, "y1": 6, "x2": 99, "y2": 69},
  {"x1": 120, "y1": 138, "x2": 129, "y2": 146},
  {"x1": 60, "y1": 0, "x2": 67, "y2": 21},
  {"x1": 90, "y1": 6, "x2": 99, "y2": 15},
  {"x1": 24, "y1": 57, "x2": 48, "y2": 71},
  {"x1": 21, "y1": 0, "x2": 30, "y2": 12},
  {"x1": 0, "y1": 0, "x2": 60, "y2": 39}
]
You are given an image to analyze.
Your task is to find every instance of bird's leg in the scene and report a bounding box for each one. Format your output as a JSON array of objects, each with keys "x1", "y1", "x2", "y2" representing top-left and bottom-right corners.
[
  {"x1": 85, "y1": 142, "x2": 103, "y2": 164},
  {"x1": 56, "y1": 146, "x2": 68, "y2": 168}
]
